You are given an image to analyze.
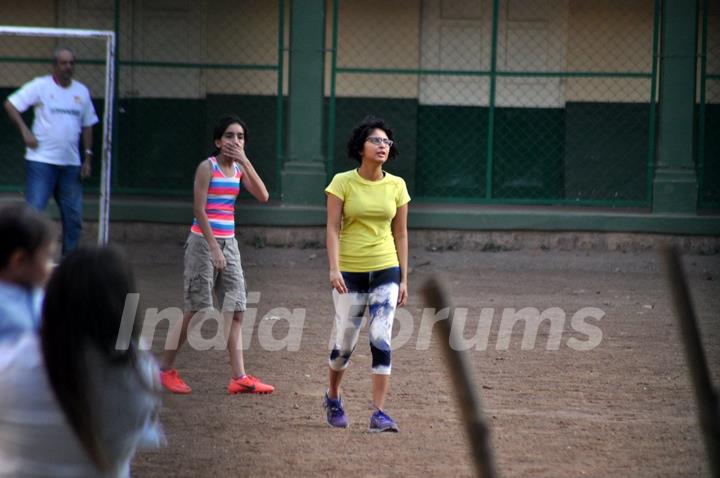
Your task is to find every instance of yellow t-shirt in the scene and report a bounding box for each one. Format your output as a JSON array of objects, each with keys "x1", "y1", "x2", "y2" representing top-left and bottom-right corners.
[{"x1": 325, "y1": 169, "x2": 411, "y2": 272}]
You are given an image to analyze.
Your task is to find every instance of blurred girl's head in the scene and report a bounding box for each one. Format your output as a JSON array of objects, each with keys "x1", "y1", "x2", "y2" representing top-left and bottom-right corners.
[
  {"x1": 0, "y1": 203, "x2": 55, "y2": 288},
  {"x1": 41, "y1": 245, "x2": 140, "y2": 470}
]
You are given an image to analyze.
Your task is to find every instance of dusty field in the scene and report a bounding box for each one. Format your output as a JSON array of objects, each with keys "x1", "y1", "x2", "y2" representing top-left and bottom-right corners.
[{"x1": 124, "y1": 240, "x2": 719, "y2": 477}]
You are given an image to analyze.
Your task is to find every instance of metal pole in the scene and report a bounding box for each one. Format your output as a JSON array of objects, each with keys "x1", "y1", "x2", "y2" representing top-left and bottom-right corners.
[
  {"x1": 697, "y1": 0, "x2": 709, "y2": 206},
  {"x1": 275, "y1": 0, "x2": 286, "y2": 197},
  {"x1": 421, "y1": 276, "x2": 498, "y2": 478},
  {"x1": 99, "y1": 32, "x2": 116, "y2": 245},
  {"x1": 661, "y1": 245, "x2": 720, "y2": 477},
  {"x1": 485, "y1": 0, "x2": 499, "y2": 200},
  {"x1": 326, "y1": 0, "x2": 339, "y2": 181},
  {"x1": 645, "y1": 0, "x2": 661, "y2": 206}
]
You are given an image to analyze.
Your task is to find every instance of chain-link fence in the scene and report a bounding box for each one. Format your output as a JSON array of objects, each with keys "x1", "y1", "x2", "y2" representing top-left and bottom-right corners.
[
  {"x1": 0, "y1": 0, "x2": 286, "y2": 198},
  {"x1": 327, "y1": 0, "x2": 660, "y2": 207},
  {"x1": 1, "y1": 0, "x2": 716, "y2": 209},
  {"x1": 699, "y1": 0, "x2": 720, "y2": 210}
]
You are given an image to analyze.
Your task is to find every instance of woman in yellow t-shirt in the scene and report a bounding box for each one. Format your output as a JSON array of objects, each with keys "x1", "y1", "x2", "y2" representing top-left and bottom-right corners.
[{"x1": 323, "y1": 116, "x2": 410, "y2": 432}]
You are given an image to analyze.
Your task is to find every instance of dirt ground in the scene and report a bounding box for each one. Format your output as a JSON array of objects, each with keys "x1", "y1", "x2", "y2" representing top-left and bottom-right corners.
[{"x1": 124, "y1": 239, "x2": 720, "y2": 478}]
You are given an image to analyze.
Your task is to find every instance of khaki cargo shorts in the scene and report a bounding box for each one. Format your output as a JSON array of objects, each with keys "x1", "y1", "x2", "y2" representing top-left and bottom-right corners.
[{"x1": 183, "y1": 233, "x2": 246, "y2": 312}]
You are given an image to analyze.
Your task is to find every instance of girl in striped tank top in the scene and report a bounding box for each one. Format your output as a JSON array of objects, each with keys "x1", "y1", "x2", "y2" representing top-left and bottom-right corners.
[{"x1": 160, "y1": 115, "x2": 274, "y2": 395}]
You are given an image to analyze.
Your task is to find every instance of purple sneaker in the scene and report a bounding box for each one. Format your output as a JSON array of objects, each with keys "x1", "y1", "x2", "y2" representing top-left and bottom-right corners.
[
  {"x1": 369, "y1": 409, "x2": 399, "y2": 433},
  {"x1": 324, "y1": 393, "x2": 349, "y2": 428}
]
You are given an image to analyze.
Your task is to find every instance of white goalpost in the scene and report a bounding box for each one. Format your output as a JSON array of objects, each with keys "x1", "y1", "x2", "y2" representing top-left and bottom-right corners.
[{"x1": 0, "y1": 25, "x2": 116, "y2": 245}]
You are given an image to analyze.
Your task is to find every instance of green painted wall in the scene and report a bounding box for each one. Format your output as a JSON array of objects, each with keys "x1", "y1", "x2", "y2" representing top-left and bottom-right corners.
[
  {"x1": 417, "y1": 104, "x2": 487, "y2": 198},
  {"x1": 117, "y1": 98, "x2": 205, "y2": 193},
  {"x1": 565, "y1": 102, "x2": 650, "y2": 202},
  {"x1": 0, "y1": 89, "x2": 282, "y2": 197},
  {"x1": 700, "y1": 104, "x2": 719, "y2": 208},
  {"x1": 0, "y1": 87, "x2": 27, "y2": 191},
  {"x1": 493, "y1": 107, "x2": 565, "y2": 200},
  {"x1": 206, "y1": 95, "x2": 281, "y2": 196},
  {"x1": 1, "y1": 90, "x2": 715, "y2": 210},
  {"x1": 333, "y1": 98, "x2": 649, "y2": 203},
  {"x1": 118, "y1": 95, "x2": 281, "y2": 196}
]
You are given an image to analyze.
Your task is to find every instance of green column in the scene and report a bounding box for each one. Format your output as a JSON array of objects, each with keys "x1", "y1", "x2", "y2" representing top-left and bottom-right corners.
[
  {"x1": 652, "y1": 0, "x2": 699, "y2": 213},
  {"x1": 281, "y1": 0, "x2": 327, "y2": 205}
]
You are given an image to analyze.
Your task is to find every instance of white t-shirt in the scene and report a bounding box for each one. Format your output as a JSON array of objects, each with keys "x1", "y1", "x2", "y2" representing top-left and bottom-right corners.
[
  {"x1": 0, "y1": 334, "x2": 164, "y2": 478},
  {"x1": 7, "y1": 75, "x2": 99, "y2": 166}
]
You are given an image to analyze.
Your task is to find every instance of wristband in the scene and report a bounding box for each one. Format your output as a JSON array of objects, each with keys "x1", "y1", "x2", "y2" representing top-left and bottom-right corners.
[{"x1": 85, "y1": 149, "x2": 94, "y2": 156}]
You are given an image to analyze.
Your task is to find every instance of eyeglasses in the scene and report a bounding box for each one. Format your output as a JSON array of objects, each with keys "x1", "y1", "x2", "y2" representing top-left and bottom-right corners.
[{"x1": 366, "y1": 136, "x2": 394, "y2": 147}]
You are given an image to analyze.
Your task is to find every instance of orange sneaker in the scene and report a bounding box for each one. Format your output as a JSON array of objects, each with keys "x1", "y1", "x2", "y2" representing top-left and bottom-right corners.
[
  {"x1": 227, "y1": 374, "x2": 274, "y2": 395},
  {"x1": 160, "y1": 368, "x2": 192, "y2": 394}
]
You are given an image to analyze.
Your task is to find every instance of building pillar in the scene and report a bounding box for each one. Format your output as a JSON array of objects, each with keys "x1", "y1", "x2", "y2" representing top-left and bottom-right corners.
[
  {"x1": 281, "y1": 0, "x2": 327, "y2": 205},
  {"x1": 653, "y1": 0, "x2": 699, "y2": 213}
]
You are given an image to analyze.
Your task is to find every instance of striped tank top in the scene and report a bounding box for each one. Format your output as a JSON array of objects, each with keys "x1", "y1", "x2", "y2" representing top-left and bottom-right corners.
[{"x1": 190, "y1": 157, "x2": 242, "y2": 239}]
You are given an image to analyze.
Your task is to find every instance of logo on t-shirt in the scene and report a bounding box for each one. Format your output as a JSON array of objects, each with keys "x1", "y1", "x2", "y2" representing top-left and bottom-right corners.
[
  {"x1": 50, "y1": 107, "x2": 81, "y2": 117},
  {"x1": 74, "y1": 96, "x2": 81, "y2": 104}
]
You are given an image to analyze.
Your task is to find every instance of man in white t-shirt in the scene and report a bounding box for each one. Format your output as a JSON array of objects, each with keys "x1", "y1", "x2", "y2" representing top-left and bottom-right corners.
[{"x1": 4, "y1": 46, "x2": 99, "y2": 256}]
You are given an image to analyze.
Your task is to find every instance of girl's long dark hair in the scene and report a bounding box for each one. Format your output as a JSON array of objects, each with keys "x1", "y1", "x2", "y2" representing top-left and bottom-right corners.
[
  {"x1": 41, "y1": 246, "x2": 140, "y2": 471},
  {"x1": 210, "y1": 115, "x2": 248, "y2": 157}
]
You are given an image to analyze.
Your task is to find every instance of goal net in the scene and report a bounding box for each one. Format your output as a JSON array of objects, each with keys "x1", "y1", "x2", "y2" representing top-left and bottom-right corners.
[{"x1": 0, "y1": 26, "x2": 116, "y2": 244}]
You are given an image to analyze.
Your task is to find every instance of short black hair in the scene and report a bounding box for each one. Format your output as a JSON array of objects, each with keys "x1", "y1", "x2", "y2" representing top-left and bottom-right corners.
[
  {"x1": 346, "y1": 116, "x2": 398, "y2": 163},
  {"x1": 0, "y1": 203, "x2": 54, "y2": 269}
]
